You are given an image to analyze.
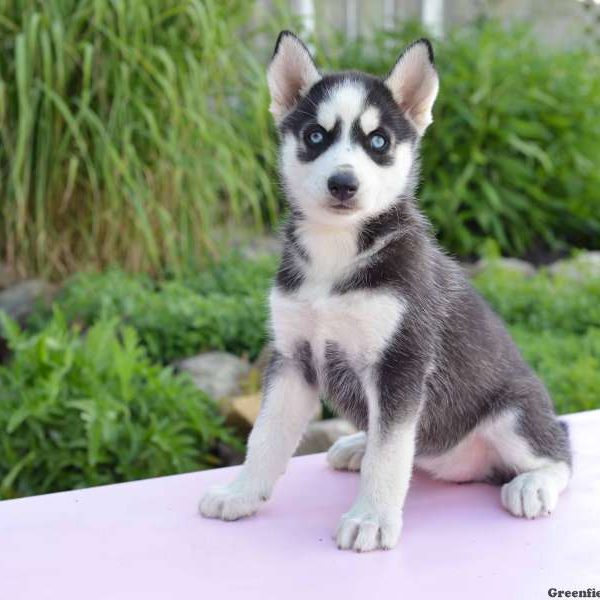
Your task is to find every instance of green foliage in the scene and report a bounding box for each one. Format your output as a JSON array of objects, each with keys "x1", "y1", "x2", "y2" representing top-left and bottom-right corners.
[
  {"x1": 0, "y1": 0, "x2": 286, "y2": 276},
  {"x1": 474, "y1": 263, "x2": 600, "y2": 335},
  {"x1": 323, "y1": 22, "x2": 600, "y2": 257},
  {"x1": 0, "y1": 310, "x2": 236, "y2": 499},
  {"x1": 510, "y1": 327, "x2": 600, "y2": 415},
  {"x1": 473, "y1": 263, "x2": 600, "y2": 413},
  {"x1": 1, "y1": 10, "x2": 598, "y2": 276},
  {"x1": 30, "y1": 253, "x2": 277, "y2": 362},
  {"x1": 182, "y1": 252, "x2": 278, "y2": 298}
]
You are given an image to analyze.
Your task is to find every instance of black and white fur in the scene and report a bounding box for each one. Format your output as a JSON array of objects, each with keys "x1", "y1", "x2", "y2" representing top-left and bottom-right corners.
[{"x1": 200, "y1": 32, "x2": 572, "y2": 552}]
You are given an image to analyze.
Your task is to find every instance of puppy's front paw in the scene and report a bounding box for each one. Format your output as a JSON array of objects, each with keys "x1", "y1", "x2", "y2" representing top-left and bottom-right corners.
[
  {"x1": 335, "y1": 504, "x2": 402, "y2": 552},
  {"x1": 199, "y1": 483, "x2": 266, "y2": 521}
]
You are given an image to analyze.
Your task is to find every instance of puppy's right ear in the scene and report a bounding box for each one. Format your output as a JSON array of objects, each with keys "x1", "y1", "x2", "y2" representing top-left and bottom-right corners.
[{"x1": 267, "y1": 31, "x2": 321, "y2": 125}]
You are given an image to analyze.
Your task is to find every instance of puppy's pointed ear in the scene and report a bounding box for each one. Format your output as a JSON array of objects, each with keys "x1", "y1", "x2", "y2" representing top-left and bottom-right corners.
[
  {"x1": 267, "y1": 31, "x2": 321, "y2": 125},
  {"x1": 385, "y1": 39, "x2": 439, "y2": 136}
]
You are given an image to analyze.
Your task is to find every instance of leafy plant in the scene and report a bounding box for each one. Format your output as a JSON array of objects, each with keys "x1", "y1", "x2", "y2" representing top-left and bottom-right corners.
[
  {"x1": 0, "y1": 310, "x2": 237, "y2": 499},
  {"x1": 0, "y1": 0, "x2": 288, "y2": 277},
  {"x1": 322, "y1": 21, "x2": 600, "y2": 257},
  {"x1": 474, "y1": 262, "x2": 600, "y2": 335},
  {"x1": 473, "y1": 261, "x2": 600, "y2": 414},
  {"x1": 1, "y1": 10, "x2": 599, "y2": 276},
  {"x1": 29, "y1": 253, "x2": 277, "y2": 362},
  {"x1": 510, "y1": 327, "x2": 600, "y2": 415}
]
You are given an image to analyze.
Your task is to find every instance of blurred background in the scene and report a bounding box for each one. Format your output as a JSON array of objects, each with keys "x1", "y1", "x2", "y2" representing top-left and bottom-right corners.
[{"x1": 0, "y1": 0, "x2": 599, "y2": 499}]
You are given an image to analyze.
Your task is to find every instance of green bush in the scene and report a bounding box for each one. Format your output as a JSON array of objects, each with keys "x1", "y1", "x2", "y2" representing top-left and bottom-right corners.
[
  {"x1": 181, "y1": 252, "x2": 278, "y2": 298},
  {"x1": 2, "y1": 9, "x2": 599, "y2": 276},
  {"x1": 0, "y1": 310, "x2": 236, "y2": 499},
  {"x1": 30, "y1": 253, "x2": 277, "y2": 362},
  {"x1": 0, "y1": 0, "x2": 286, "y2": 276},
  {"x1": 325, "y1": 22, "x2": 600, "y2": 257},
  {"x1": 473, "y1": 263, "x2": 600, "y2": 414},
  {"x1": 510, "y1": 327, "x2": 600, "y2": 415},
  {"x1": 474, "y1": 263, "x2": 600, "y2": 335}
]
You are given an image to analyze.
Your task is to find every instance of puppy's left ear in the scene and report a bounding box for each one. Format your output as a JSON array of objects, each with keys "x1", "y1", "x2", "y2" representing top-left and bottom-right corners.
[
  {"x1": 385, "y1": 39, "x2": 439, "y2": 136},
  {"x1": 267, "y1": 31, "x2": 321, "y2": 125}
]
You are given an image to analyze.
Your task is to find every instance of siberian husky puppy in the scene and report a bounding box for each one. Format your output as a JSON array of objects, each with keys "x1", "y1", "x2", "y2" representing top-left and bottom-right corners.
[{"x1": 200, "y1": 32, "x2": 572, "y2": 552}]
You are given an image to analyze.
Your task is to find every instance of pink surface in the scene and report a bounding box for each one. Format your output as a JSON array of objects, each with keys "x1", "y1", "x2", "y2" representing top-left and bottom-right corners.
[{"x1": 1, "y1": 411, "x2": 599, "y2": 600}]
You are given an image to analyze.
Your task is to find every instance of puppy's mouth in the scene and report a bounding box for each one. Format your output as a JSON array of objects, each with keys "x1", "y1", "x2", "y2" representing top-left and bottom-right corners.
[
  {"x1": 329, "y1": 203, "x2": 357, "y2": 212},
  {"x1": 326, "y1": 198, "x2": 360, "y2": 213}
]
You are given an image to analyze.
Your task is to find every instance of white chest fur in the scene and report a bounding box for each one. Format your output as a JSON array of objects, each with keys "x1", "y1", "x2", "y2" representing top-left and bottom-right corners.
[{"x1": 270, "y1": 284, "x2": 406, "y2": 373}]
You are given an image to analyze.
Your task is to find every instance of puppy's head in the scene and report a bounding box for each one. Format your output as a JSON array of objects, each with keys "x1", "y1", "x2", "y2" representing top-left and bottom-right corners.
[{"x1": 268, "y1": 31, "x2": 439, "y2": 225}]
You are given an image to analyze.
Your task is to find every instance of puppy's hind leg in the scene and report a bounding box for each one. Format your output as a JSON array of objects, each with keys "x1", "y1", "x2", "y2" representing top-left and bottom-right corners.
[
  {"x1": 485, "y1": 388, "x2": 572, "y2": 519},
  {"x1": 500, "y1": 461, "x2": 570, "y2": 519},
  {"x1": 327, "y1": 432, "x2": 366, "y2": 472}
]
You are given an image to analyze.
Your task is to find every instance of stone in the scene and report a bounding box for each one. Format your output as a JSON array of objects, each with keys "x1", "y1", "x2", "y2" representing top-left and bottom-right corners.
[
  {"x1": 466, "y1": 257, "x2": 536, "y2": 278},
  {"x1": 176, "y1": 352, "x2": 250, "y2": 401},
  {"x1": 547, "y1": 252, "x2": 600, "y2": 281},
  {"x1": 0, "y1": 279, "x2": 56, "y2": 323},
  {"x1": 295, "y1": 418, "x2": 357, "y2": 456},
  {"x1": 226, "y1": 392, "x2": 262, "y2": 432}
]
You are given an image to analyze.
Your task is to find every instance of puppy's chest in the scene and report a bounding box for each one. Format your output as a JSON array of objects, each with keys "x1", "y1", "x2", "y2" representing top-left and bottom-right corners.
[{"x1": 270, "y1": 282, "x2": 406, "y2": 370}]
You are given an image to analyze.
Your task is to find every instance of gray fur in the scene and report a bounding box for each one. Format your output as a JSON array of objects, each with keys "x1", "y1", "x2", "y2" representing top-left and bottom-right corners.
[{"x1": 270, "y1": 36, "x2": 571, "y2": 483}]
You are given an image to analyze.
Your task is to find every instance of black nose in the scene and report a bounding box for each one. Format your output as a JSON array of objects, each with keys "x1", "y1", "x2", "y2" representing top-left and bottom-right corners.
[{"x1": 327, "y1": 171, "x2": 359, "y2": 203}]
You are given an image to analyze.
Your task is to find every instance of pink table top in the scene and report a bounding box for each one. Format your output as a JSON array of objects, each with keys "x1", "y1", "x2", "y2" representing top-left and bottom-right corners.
[{"x1": 1, "y1": 411, "x2": 599, "y2": 600}]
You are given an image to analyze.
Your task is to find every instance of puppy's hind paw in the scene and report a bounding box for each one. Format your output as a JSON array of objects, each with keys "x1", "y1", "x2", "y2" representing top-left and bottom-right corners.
[
  {"x1": 501, "y1": 472, "x2": 559, "y2": 519},
  {"x1": 327, "y1": 432, "x2": 366, "y2": 472}
]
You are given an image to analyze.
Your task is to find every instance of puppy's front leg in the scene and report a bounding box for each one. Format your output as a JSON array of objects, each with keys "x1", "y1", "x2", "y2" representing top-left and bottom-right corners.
[
  {"x1": 199, "y1": 354, "x2": 319, "y2": 521},
  {"x1": 336, "y1": 373, "x2": 420, "y2": 552}
]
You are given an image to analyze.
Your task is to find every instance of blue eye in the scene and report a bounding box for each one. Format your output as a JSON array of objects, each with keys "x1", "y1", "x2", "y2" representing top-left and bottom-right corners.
[
  {"x1": 305, "y1": 127, "x2": 325, "y2": 146},
  {"x1": 369, "y1": 133, "x2": 387, "y2": 151},
  {"x1": 310, "y1": 131, "x2": 323, "y2": 144}
]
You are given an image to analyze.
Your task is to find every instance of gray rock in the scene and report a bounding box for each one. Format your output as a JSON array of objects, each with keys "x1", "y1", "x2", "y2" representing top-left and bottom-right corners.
[
  {"x1": 295, "y1": 418, "x2": 357, "y2": 456},
  {"x1": 0, "y1": 279, "x2": 55, "y2": 323},
  {"x1": 547, "y1": 252, "x2": 600, "y2": 281},
  {"x1": 176, "y1": 351, "x2": 250, "y2": 400},
  {"x1": 466, "y1": 257, "x2": 536, "y2": 278},
  {"x1": 226, "y1": 392, "x2": 262, "y2": 431}
]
